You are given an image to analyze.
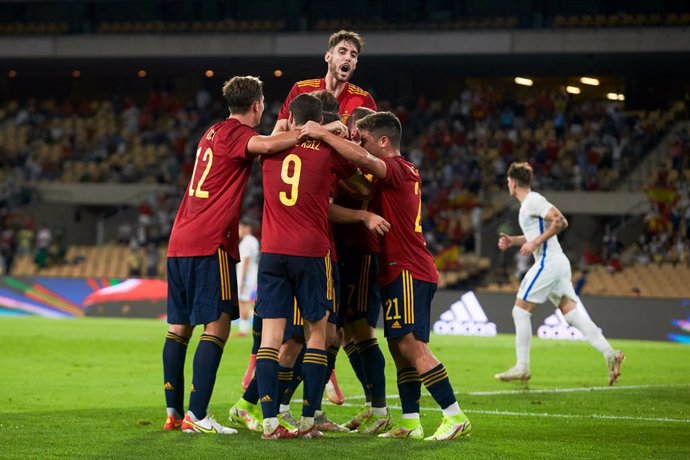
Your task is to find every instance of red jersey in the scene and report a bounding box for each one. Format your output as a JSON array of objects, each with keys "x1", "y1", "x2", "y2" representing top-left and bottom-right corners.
[
  {"x1": 278, "y1": 78, "x2": 377, "y2": 124},
  {"x1": 329, "y1": 176, "x2": 339, "y2": 263},
  {"x1": 168, "y1": 118, "x2": 255, "y2": 260},
  {"x1": 333, "y1": 177, "x2": 380, "y2": 254},
  {"x1": 374, "y1": 156, "x2": 438, "y2": 286},
  {"x1": 261, "y1": 139, "x2": 357, "y2": 257}
]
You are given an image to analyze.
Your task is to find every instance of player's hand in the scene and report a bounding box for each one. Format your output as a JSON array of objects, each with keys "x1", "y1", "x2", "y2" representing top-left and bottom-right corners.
[
  {"x1": 498, "y1": 233, "x2": 513, "y2": 251},
  {"x1": 362, "y1": 211, "x2": 391, "y2": 236},
  {"x1": 520, "y1": 240, "x2": 539, "y2": 256},
  {"x1": 324, "y1": 120, "x2": 349, "y2": 138},
  {"x1": 300, "y1": 120, "x2": 328, "y2": 140}
]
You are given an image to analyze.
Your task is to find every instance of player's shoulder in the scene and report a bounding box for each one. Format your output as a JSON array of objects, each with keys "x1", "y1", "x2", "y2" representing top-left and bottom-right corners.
[
  {"x1": 388, "y1": 155, "x2": 419, "y2": 176},
  {"x1": 346, "y1": 82, "x2": 371, "y2": 97},
  {"x1": 295, "y1": 78, "x2": 323, "y2": 89}
]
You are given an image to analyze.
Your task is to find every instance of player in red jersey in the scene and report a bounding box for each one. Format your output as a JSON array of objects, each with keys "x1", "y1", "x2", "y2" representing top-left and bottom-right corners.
[
  {"x1": 272, "y1": 30, "x2": 376, "y2": 135},
  {"x1": 254, "y1": 94, "x2": 372, "y2": 439},
  {"x1": 163, "y1": 76, "x2": 304, "y2": 435},
  {"x1": 301, "y1": 112, "x2": 473, "y2": 441}
]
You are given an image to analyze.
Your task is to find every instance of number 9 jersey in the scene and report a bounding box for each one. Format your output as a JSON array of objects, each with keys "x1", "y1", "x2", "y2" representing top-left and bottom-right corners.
[
  {"x1": 167, "y1": 118, "x2": 257, "y2": 261},
  {"x1": 260, "y1": 139, "x2": 356, "y2": 257}
]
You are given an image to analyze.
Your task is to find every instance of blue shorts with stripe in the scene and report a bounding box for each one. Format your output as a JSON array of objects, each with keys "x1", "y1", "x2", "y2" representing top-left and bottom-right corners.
[
  {"x1": 166, "y1": 247, "x2": 239, "y2": 326},
  {"x1": 340, "y1": 249, "x2": 381, "y2": 328},
  {"x1": 255, "y1": 253, "x2": 333, "y2": 323},
  {"x1": 250, "y1": 309, "x2": 306, "y2": 344},
  {"x1": 327, "y1": 259, "x2": 343, "y2": 326},
  {"x1": 381, "y1": 270, "x2": 436, "y2": 342}
]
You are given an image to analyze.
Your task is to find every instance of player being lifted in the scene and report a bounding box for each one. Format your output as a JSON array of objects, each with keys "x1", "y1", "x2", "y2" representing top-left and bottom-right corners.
[
  {"x1": 272, "y1": 30, "x2": 376, "y2": 135},
  {"x1": 255, "y1": 94, "x2": 372, "y2": 439},
  {"x1": 301, "y1": 112, "x2": 472, "y2": 441},
  {"x1": 163, "y1": 76, "x2": 303, "y2": 434},
  {"x1": 495, "y1": 162, "x2": 624, "y2": 384}
]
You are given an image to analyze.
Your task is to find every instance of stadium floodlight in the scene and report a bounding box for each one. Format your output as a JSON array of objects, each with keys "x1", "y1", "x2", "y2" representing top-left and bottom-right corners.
[
  {"x1": 514, "y1": 77, "x2": 533, "y2": 86},
  {"x1": 566, "y1": 86, "x2": 581, "y2": 94},
  {"x1": 580, "y1": 77, "x2": 600, "y2": 86},
  {"x1": 205, "y1": 69, "x2": 214, "y2": 78},
  {"x1": 606, "y1": 93, "x2": 618, "y2": 100},
  {"x1": 72, "y1": 70, "x2": 81, "y2": 78},
  {"x1": 617, "y1": 94, "x2": 625, "y2": 101},
  {"x1": 8, "y1": 70, "x2": 16, "y2": 78},
  {"x1": 137, "y1": 70, "x2": 147, "y2": 78},
  {"x1": 274, "y1": 69, "x2": 283, "y2": 77}
]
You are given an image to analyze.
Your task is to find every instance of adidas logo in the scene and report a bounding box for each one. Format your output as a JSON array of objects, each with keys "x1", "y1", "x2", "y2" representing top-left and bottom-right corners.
[
  {"x1": 164, "y1": 382, "x2": 174, "y2": 390},
  {"x1": 433, "y1": 291, "x2": 497, "y2": 336},
  {"x1": 391, "y1": 320, "x2": 402, "y2": 329},
  {"x1": 260, "y1": 395, "x2": 272, "y2": 403},
  {"x1": 537, "y1": 300, "x2": 588, "y2": 341},
  {"x1": 190, "y1": 384, "x2": 196, "y2": 392},
  {"x1": 303, "y1": 399, "x2": 310, "y2": 407}
]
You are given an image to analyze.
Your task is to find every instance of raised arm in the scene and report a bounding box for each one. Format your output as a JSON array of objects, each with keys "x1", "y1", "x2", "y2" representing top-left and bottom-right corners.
[
  {"x1": 246, "y1": 130, "x2": 301, "y2": 156},
  {"x1": 301, "y1": 121, "x2": 387, "y2": 179}
]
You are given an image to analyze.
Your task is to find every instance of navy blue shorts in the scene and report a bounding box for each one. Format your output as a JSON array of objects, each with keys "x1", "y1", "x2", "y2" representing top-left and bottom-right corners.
[
  {"x1": 381, "y1": 270, "x2": 436, "y2": 342},
  {"x1": 340, "y1": 250, "x2": 381, "y2": 328},
  {"x1": 284, "y1": 298, "x2": 305, "y2": 341},
  {"x1": 255, "y1": 253, "x2": 333, "y2": 322},
  {"x1": 327, "y1": 259, "x2": 343, "y2": 326},
  {"x1": 166, "y1": 248, "x2": 239, "y2": 326}
]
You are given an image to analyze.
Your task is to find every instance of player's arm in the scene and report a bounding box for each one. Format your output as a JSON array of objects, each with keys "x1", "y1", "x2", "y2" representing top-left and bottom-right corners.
[
  {"x1": 246, "y1": 130, "x2": 301, "y2": 156},
  {"x1": 328, "y1": 202, "x2": 390, "y2": 236},
  {"x1": 301, "y1": 121, "x2": 387, "y2": 179},
  {"x1": 342, "y1": 171, "x2": 373, "y2": 198},
  {"x1": 498, "y1": 233, "x2": 526, "y2": 251},
  {"x1": 271, "y1": 118, "x2": 290, "y2": 135},
  {"x1": 519, "y1": 206, "x2": 569, "y2": 255}
]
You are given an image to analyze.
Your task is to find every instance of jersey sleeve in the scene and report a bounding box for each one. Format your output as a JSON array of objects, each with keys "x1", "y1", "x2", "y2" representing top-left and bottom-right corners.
[
  {"x1": 529, "y1": 194, "x2": 554, "y2": 219},
  {"x1": 381, "y1": 157, "x2": 407, "y2": 187},
  {"x1": 278, "y1": 83, "x2": 301, "y2": 120},
  {"x1": 331, "y1": 149, "x2": 358, "y2": 179},
  {"x1": 230, "y1": 124, "x2": 257, "y2": 159},
  {"x1": 363, "y1": 93, "x2": 377, "y2": 110}
]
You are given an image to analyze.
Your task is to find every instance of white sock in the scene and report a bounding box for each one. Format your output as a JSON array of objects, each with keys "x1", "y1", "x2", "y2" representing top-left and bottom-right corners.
[
  {"x1": 365, "y1": 401, "x2": 372, "y2": 408},
  {"x1": 372, "y1": 406, "x2": 387, "y2": 417},
  {"x1": 564, "y1": 308, "x2": 615, "y2": 359},
  {"x1": 300, "y1": 416, "x2": 314, "y2": 427},
  {"x1": 166, "y1": 408, "x2": 181, "y2": 418},
  {"x1": 186, "y1": 410, "x2": 202, "y2": 422},
  {"x1": 239, "y1": 319, "x2": 249, "y2": 334},
  {"x1": 263, "y1": 417, "x2": 278, "y2": 432},
  {"x1": 512, "y1": 306, "x2": 532, "y2": 369},
  {"x1": 279, "y1": 404, "x2": 290, "y2": 413},
  {"x1": 315, "y1": 410, "x2": 324, "y2": 417},
  {"x1": 402, "y1": 412, "x2": 420, "y2": 420},
  {"x1": 442, "y1": 402, "x2": 460, "y2": 417}
]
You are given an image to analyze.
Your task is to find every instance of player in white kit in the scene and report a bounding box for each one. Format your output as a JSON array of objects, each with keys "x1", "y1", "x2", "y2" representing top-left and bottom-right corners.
[
  {"x1": 237, "y1": 218, "x2": 260, "y2": 336},
  {"x1": 495, "y1": 162, "x2": 624, "y2": 385}
]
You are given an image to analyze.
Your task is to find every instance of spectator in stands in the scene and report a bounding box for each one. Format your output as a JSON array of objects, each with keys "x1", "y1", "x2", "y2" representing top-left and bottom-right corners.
[
  {"x1": 146, "y1": 242, "x2": 159, "y2": 277},
  {"x1": 35, "y1": 223, "x2": 52, "y2": 268},
  {"x1": 128, "y1": 246, "x2": 142, "y2": 277}
]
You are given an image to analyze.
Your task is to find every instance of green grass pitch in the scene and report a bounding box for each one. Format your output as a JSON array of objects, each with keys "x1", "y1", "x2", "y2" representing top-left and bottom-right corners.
[{"x1": 1, "y1": 316, "x2": 689, "y2": 459}]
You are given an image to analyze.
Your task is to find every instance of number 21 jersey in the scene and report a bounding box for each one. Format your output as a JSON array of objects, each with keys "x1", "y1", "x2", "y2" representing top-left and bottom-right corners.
[
  {"x1": 374, "y1": 156, "x2": 438, "y2": 286},
  {"x1": 168, "y1": 118, "x2": 256, "y2": 261}
]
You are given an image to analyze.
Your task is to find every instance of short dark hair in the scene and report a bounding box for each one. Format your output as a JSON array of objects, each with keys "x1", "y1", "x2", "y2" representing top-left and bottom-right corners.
[
  {"x1": 311, "y1": 90, "x2": 340, "y2": 113},
  {"x1": 328, "y1": 30, "x2": 364, "y2": 53},
  {"x1": 289, "y1": 93, "x2": 323, "y2": 126},
  {"x1": 356, "y1": 111, "x2": 401, "y2": 149},
  {"x1": 222, "y1": 76, "x2": 263, "y2": 114},
  {"x1": 322, "y1": 111, "x2": 341, "y2": 124},
  {"x1": 347, "y1": 106, "x2": 375, "y2": 130},
  {"x1": 507, "y1": 162, "x2": 533, "y2": 187}
]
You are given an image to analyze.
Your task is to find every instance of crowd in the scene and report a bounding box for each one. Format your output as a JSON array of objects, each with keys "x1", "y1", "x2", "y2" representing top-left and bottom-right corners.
[{"x1": 0, "y1": 86, "x2": 681, "y2": 271}]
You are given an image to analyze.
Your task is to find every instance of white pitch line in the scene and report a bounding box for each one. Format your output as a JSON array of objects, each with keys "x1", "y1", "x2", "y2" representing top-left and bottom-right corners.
[
  {"x1": 330, "y1": 402, "x2": 690, "y2": 424},
  {"x1": 467, "y1": 383, "x2": 690, "y2": 396},
  {"x1": 340, "y1": 383, "x2": 690, "y2": 400}
]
